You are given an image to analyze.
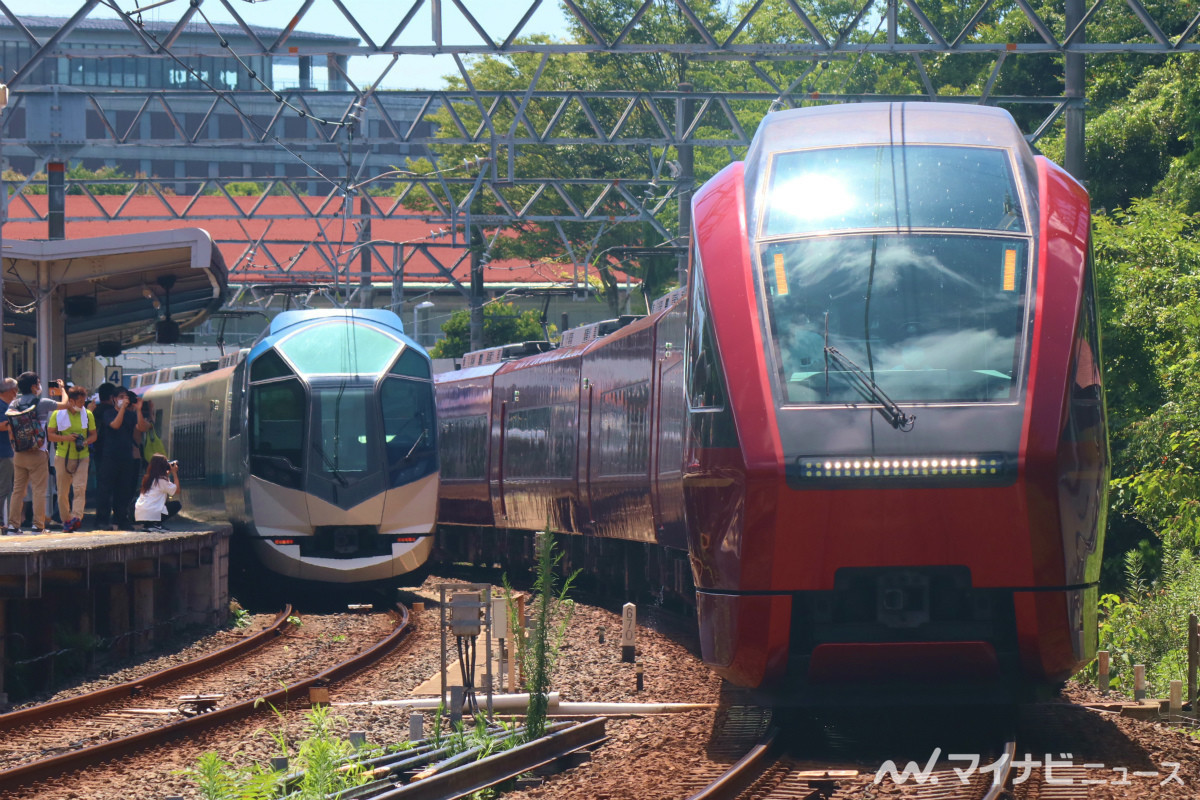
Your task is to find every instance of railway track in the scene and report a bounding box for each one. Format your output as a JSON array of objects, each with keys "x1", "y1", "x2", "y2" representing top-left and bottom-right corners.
[
  {"x1": 0, "y1": 604, "x2": 413, "y2": 792},
  {"x1": 0, "y1": 605, "x2": 295, "y2": 768},
  {"x1": 686, "y1": 713, "x2": 1018, "y2": 800}
]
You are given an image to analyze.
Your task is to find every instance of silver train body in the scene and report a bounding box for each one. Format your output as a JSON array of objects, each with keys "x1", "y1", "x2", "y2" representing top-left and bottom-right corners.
[{"x1": 140, "y1": 309, "x2": 439, "y2": 583}]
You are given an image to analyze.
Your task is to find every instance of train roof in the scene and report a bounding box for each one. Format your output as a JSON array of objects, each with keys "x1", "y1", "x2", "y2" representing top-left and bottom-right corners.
[
  {"x1": 265, "y1": 309, "x2": 408, "y2": 338},
  {"x1": 748, "y1": 102, "x2": 1031, "y2": 156},
  {"x1": 248, "y1": 309, "x2": 425, "y2": 373}
]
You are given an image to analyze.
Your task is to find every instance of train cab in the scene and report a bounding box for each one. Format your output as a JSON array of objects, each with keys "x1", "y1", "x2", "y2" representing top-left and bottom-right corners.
[
  {"x1": 686, "y1": 103, "x2": 1108, "y2": 697},
  {"x1": 242, "y1": 310, "x2": 440, "y2": 582}
]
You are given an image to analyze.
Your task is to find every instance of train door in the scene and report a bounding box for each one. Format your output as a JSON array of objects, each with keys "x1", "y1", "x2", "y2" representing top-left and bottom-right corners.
[
  {"x1": 224, "y1": 357, "x2": 248, "y2": 520},
  {"x1": 490, "y1": 394, "x2": 508, "y2": 525},
  {"x1": 653, "y1": 302, "x2": 688, "y2": 549},
  {"x1": 580, "y1": 376, "x2": 595, "y2": 529}
]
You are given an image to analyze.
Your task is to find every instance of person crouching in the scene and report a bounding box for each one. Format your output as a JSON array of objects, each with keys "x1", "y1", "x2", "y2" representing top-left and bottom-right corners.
[
  {"x1": 134, "y1": 454, "x2": 181, "y2": 533},
  {"x1": 47, "y1": 385, "x2": 96, "y2": 532}
]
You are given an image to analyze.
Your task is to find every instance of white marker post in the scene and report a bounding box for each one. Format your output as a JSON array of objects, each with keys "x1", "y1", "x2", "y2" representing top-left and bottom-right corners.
[
  {"x1": 493, "y1": 597, "x2": 508, "y2": 691},
  {"x1": 621, "y1": 603, "x2": 637, "y2": 663},
  {"x1": 1098, "y1": 650, "x2": 1110, "y2": 694},
  {"x1": 1134, "y1": 664, "x2": 1146, "y2": 701},
  {"x1": 409, "y1": 711, "x2": 424, "y2": 741}
]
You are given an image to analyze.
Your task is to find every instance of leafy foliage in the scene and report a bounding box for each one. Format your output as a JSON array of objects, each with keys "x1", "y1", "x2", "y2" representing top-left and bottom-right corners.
[
  {"x1": 184, "y1": 705, "x2": 377, "y2": 800},
  {"x1": 1091, "y1": 549, "x2": 1200, "y2": 696},
  {"x1": 1094, "y1": 200, "x2": 1200, "y2": 560},
  {"x1": 428, "y1": 301, "x2": 553, "y2": 359},
  {"x1": 4, "y1": 163, "x2": 136, "y2": 195}
]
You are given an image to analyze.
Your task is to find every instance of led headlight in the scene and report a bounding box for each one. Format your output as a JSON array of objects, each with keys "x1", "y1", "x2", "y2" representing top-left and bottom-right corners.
[{"x1": 798, "y1": 455, "x2": 1004, "y2": 479}]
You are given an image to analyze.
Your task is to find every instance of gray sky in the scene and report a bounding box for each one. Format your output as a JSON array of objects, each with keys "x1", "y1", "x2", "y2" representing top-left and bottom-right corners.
[{"x1": 5, "y1": 0, "x2": 572, "y2": 89}]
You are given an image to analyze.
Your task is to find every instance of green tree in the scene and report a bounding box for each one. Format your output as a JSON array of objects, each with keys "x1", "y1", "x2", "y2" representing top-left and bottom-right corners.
[
  {"x1": 5, "y1": 164, "x2": 146, "y2": 196},
  {"x1": 428, "y1": 301, "x2": 551, "y2": 359},
  {"x1": 1095, "y1": 199, "x2": 1200, "y2": 555},
  {"x1": 65, "y1": 163, "x2": 133, "y2": 195}
]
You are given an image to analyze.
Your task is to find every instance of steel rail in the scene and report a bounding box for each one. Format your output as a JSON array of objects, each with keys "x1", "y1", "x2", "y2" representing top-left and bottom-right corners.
[
  {"x1": 0, "y1": 604, "x2": 294, "y2": 730},
  {"x1": 370, "y1": 716, "x2": 607, "y2": 800},
  {"x1": 982, "y1": 740, "x2": 1018, "y2": 800},
  {"x1": 0, "y1": 604, "x2": 412, "y2": 792},
  {"x1": 685, "y1": 725, "x2": 780, "y2": 800}
]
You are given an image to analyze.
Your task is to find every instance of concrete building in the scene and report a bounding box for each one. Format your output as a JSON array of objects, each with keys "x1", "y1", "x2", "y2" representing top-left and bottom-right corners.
[{"x1": 0, "y1": 15, "x2": 430, "y2": 191}]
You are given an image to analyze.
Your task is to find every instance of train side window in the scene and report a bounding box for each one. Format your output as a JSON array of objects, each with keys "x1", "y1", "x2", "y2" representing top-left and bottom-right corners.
[
  {"x1": 380, "y1": 377, "x2": 438, "y2": 485},
  {"x1": 248, "y1": 378, "x2": 306, "y2": 486},
  {"x1": 250, "y1": 349, "x2": 293, "y2": 382},
  {"x1": 598, "y1": 382, "x2": 650, "y2": 477},
  {"x1": 390, "y1": 348, "x2": 431, "y2": 380},
  {"x1": 505, "y1": 407, "x2": 552, "y2": 479},
  {"x1": 441, "y1": 414, "x2": 487, "y2": 480},
  {"x1": 686, "y1": 255, "x2": 729, "y2": 410}
]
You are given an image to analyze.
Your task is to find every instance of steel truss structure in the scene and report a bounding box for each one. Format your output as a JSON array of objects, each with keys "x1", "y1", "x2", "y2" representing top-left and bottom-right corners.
[{"x1": 2, "y1": 0, "x2": 1199, "y2": 288}]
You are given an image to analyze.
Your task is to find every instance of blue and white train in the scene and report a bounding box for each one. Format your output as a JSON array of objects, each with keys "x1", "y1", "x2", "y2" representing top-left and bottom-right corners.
[{"x1": 139, "y1": 309, "x2": 439, "y2": 583}]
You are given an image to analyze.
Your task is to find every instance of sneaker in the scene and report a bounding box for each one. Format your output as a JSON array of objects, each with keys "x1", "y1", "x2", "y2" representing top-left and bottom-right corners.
[
  {"x1": 29, "y1": 524, "x2": 45, "y2": 534},
  {"x1": 148, "y1": 525, "x2": 169, "y2": 533},
  {"x1": 64, "y1": 518, "x2": 81, "y2": 533},
  {"x1": 3, "y1": 523, "x2": 18, "y2": 535}
]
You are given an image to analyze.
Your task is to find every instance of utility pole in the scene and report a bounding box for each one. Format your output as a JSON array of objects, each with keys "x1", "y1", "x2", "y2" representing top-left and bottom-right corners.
[
  {"x1": 468, "y1": 225, "x2": 485, "y2": 353},
  {"x1": 358, "y1": 193, "x2": 371, "y2": 308},
  {"x1": 1064, "y1": 0, "x2": 1086, "y2": 182},
  {"x1": 675, "y1": 82, "x2": 694, "y2": 287}
]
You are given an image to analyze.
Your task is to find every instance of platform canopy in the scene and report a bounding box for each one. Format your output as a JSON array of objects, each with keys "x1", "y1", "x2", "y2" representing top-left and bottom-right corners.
[{"x1": 1, "y1": 228, "x2": 227, "y2": 357}]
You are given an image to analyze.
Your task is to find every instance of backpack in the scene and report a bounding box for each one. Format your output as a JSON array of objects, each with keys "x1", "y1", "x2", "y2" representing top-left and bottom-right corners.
[{"x1": 6, "y1": 400, "x2": 45, "y2": 453}]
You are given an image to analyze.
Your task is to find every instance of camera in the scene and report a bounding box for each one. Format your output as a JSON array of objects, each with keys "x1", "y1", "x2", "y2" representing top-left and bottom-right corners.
[
  {"x1": 74, "y1": 434, "x2": 86, "y2": 449},
  {"x1": 169, "y1": 460, "x2": 179, "y2": 468}
]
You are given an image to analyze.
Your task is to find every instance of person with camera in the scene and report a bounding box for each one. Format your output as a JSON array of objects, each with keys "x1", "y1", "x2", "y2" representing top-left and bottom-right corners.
[
  {"x1": 47, "y1": 385, "x2": 97, "y2": 533},
  {"x1": 5, "y1": 373, "x2": 61, "y2": 534},
  {"x1": 134, "y1": 453, "x2": 180, "y2": 533},
  {"x1": 97, "y1": 387, "x2": 150, "y2": 530}
]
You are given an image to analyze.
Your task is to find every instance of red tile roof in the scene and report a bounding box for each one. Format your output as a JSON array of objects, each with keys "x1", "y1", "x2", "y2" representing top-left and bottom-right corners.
[{"x1": 4, "y1": 195, "x2": 637, "y2": 286}]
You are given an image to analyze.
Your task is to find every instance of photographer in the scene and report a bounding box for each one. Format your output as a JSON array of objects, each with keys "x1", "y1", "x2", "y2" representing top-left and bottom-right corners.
[
  {"x1": 96, "y1": 388, "x2": 150, "y2": 530},
  {"x1": 134, "y1": 453, "x2": 180, "y2": 533},
  {"x1": 47, "y1": 385, "x2": 96, "y2": 532}
]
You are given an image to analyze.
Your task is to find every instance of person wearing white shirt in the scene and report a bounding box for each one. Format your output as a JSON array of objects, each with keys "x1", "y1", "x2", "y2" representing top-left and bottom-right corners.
[{"x1": 134, "y1": 453, "x2": 181, "y2": 533}]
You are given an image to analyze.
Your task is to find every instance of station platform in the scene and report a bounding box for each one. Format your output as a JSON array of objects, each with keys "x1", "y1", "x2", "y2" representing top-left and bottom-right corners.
[{"x1": 0, "y1": 519, "x2": 231, "y2": 704}]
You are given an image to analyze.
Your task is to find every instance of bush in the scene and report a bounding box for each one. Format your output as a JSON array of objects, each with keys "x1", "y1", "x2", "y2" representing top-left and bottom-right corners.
[{"x1": 1087, "y1": 548, "x2": 1200, "y2": 696}]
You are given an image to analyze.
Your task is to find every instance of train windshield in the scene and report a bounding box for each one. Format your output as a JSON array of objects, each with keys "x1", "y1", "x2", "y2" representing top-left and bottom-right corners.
[
  {"x1": 311, "y1": 386, "x2": 373, "y2": 479},
  {"x1": 761, "y1": 145, "x2": 1024, "y2": 236},
  {"x1": 761, "y1": 234, "x2": 1029, "y2": 405}
]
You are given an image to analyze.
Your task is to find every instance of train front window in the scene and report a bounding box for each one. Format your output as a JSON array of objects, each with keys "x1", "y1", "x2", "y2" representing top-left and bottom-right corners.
[
  {"x1": 762, "y1": 234, "x2": 1028, "y2": 405},
  {"x1": 761, "y1": 145, "x2": 1024, "y2": 237},
  {"x1": 312, "y1": 386, "x2": 372, "y2": 477},
  {"x1": 380, "y1": 377, "x2": 437, "y2": 485},
  {"x1": 249, "y1": 378, "x2": 306, "y2": 487},
  {"x1": 277, "y1": 321, "x2": 402, "y2": 375}
]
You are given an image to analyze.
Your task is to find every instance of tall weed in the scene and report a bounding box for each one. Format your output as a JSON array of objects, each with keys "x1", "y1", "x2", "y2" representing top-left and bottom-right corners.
[{"x1": 1093, "y1": 546, "x2": 1200, "y2": 695}]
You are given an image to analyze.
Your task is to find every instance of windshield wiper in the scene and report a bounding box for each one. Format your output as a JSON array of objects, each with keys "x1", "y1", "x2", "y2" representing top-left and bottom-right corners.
[
  {"x1": 311, "y1": 441, "x2": 349, "y2": 486},
  {"x1": 402, "y1": 428, "x2": 428, "y2": 463},
  {"x1": 823, "y1": 345, "x2": 916, "y2": 431}
]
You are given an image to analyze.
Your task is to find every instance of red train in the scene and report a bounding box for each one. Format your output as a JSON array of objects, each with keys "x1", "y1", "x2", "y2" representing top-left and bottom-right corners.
[{"x1": 435, "y1": 102, "x2": 1108, "y2": 700}]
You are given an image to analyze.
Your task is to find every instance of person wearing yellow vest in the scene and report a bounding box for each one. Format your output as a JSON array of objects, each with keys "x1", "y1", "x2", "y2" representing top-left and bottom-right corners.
[{"x1": 47, "y1": 386, "x2": 97, "y2": 533}]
